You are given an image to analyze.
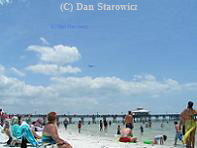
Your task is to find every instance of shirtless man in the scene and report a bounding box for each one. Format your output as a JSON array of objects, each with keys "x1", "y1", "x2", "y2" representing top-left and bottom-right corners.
[{"x1": 124, "y1": 111, "x2": 134, "y2": 130}]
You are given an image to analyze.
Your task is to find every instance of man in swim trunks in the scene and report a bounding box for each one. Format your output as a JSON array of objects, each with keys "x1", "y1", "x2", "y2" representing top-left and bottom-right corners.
[{"x1": 124, "y1": 111, "x2": 134, "y2": 130}]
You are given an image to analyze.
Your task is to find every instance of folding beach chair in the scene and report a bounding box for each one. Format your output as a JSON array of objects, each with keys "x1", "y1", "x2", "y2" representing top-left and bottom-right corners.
[{"x1": 10, "y1": 121, "x2": 40, "y2": 147}]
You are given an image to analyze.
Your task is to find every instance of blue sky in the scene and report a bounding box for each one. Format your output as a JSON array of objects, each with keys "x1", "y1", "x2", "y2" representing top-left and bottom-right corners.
[{"x1": 0, "y1": 0, "x2": 196, "y2": 114}]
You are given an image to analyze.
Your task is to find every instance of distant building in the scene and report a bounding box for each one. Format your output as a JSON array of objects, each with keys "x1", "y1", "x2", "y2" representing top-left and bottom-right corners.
[
  {"x1": 132, "y1": 108, "x2": 150, "y2": 116},
  {"x1": 132, "y1": 108, "x2": 150, "y2": 122}
]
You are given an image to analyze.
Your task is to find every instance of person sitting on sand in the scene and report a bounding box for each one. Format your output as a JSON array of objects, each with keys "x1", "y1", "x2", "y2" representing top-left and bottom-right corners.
[
  {"x1": 30, "y1": 121, "x2": 41, "y2": 139},
  {"x1": 2, "y1": 119, "x2": 12, "y2": 145},
  {"x1": 153, "y1": 135, "x2": 167, "y2": 145},
  {"x1": 42, "y1": 112, "x2": 72, "y2": 148},
  {"x1": 119, "y1": 128, "x2": 137, "y2": 143}
]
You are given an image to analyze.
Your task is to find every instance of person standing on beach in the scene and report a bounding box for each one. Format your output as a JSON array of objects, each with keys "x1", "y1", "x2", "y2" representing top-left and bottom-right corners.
[
  {"x1": 63, "y1": 118, "x2": 69, "y2": 130},
  {"x1": 180, "y1": 101, "x2": 196, "y2": 148},
  {"x1": 99, "y1": 120, "x2": 103, "y2": 131},
  {"x1": 148, "y1": 119, "x2": 152, "y2": 128},
  {"x1": 140, "y1": 125, "x2": 144, "y2": 135},
  {"x1": 160, "y1": 122, "x2": 164, "y2": 128},
  {"x1": 103, "y1": 119, "x2": 108, "y2": 132},
  {"x1": 109, "y1": 120, "x2": 112, "y2": 126},
  {"x1": 124, "y1": 111, "x2": 134, "y2": 130},
  {"x1": 78, "y1": 120, "x2": 82, "y2": 133},
  {"x1": 117, "y1": 125, "x2": 121, "y2": 135}
]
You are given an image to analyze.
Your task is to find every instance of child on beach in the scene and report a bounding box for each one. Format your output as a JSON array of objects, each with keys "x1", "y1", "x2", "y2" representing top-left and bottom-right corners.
[
  {"x1": 174, "y1": 121, "x2": 183, "y2": 145},
  {"x1": 153, "y1": 135, "x2": 167, "y2": 145}
]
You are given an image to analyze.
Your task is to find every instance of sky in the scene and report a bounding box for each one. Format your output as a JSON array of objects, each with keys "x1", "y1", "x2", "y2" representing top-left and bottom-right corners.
[{"x1": 0, "y1": 0, "x2": 196, "y2": 114}]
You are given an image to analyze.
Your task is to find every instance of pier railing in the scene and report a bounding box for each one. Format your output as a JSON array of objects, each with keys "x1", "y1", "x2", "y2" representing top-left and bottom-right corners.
[{"x1": 8, "y1": 113, "x2": 181, "y2": 123}]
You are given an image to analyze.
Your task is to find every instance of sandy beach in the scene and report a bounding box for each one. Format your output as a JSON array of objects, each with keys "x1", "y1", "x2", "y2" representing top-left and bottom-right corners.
[
  {"x1": 0, "y1": 126, "x2": 185, "y2": 148},
  {"x1": 57, "y1": 127, "x2": 182, "y2": 148}
]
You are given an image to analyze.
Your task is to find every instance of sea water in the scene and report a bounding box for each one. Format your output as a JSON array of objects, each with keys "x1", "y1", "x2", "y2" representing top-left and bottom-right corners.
[{"x1": 61, "y1": 121, "x2": 197, "y2": 147}]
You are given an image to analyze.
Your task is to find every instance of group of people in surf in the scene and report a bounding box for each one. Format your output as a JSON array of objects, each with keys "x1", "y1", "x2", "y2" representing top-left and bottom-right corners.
[
  {"x1": 118, "y1": 101, "x2": 196, "y2": 148},
  {"x1": 119, "y1": 110, "x2": 166, "y2": 144}
]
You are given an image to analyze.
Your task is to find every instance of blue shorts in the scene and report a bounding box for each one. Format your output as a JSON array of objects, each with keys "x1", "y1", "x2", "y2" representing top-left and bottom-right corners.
[
  {"x1": 126, "y1": 123, "x2": 133, "y2": 129},
  {"x1": 175, "y1": 132, "x2": 182, "y2": 141}
]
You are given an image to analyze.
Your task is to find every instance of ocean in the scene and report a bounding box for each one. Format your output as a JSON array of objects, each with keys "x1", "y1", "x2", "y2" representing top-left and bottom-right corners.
[{"x1": 60, "y1": 120, "x2": 197, "y2": 147}]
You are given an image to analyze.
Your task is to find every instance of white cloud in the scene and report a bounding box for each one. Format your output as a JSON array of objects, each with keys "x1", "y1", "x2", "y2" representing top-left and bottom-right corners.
[
  {"x1": 0, "y1": 73, "x2": 197, "y2": 114},
  {"x1": 0, "y1": 64, "x2": 5, "y2": 73},
  {"x1": 27, "y1": 45, "x2": 81, "y2": 65},
  {"x1": 0, "y1": 0, "x2": 12, "y2": 6},
  {"x1": 49, "y1": 75, "x2": 183, "y2": 96},
  {"x1": 10, "y1": 67, "x2": 26, "y2": 77},
  {"x1": 26, "y1": 64, "x2": 81, "y2": 75}
]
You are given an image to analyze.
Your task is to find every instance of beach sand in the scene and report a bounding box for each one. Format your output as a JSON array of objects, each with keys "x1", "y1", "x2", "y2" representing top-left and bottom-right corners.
[
  {"x1": 58, "y1": 127, "x2": 182, "y2": 148},
  {"x1": 0, "y1": 127, "x2": 185, "y2": 148}
]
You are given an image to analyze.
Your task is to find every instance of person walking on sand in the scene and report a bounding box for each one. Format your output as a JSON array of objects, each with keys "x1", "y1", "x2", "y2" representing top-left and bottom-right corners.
[
  {"x1": 180, "y1": 101, "x2": 196, "y2": 148},
  {"x1": 124, "y1": 111, "x2": 134, "y2": 130}
]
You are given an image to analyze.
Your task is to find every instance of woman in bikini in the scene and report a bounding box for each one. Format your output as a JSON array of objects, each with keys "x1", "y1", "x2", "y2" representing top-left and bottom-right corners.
[
  {"x1": 42, "y1": 112, "x2": 72, "y2": 148},
  {"x1": 180, "y1": 101, "x2": 196, "y2": 148}
]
